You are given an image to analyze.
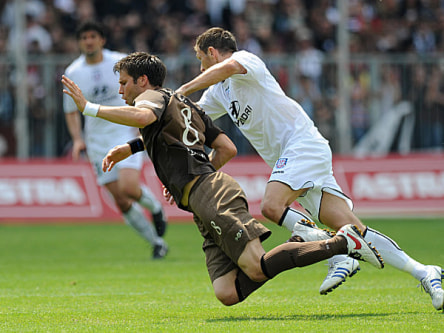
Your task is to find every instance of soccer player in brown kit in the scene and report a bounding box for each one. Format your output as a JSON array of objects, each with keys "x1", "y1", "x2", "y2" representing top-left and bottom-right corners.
[{"x1": 62, "y1": 52, "x2": 383, "y2": 305}]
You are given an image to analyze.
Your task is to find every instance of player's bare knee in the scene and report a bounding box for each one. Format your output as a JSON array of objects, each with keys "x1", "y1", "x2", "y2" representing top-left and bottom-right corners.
[
  {"x1": 115, "y1": 200, "x2": 130, "y2": 213},
  {"x1": 261, "y1": 204, "x2": 284, "y2": 224},
  {"x1": 214, "y1": 287, "x2": 239, "y2": 306},
  {"x1": 114, "y1": 197, "x2": 133, "y2": 213}
]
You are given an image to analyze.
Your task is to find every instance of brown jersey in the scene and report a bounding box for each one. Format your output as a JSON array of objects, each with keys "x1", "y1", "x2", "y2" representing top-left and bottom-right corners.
[{"x1": 134, "y1": 88, "x2": 223, "y2": 210}]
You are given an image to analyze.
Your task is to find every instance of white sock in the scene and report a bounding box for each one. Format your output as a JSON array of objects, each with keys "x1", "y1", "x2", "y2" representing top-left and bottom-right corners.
[
  {"x1": 123, "y1": 204, "x2": 163, "y2": 246},
  {"x1": 138, "y1": 185, "x2": 162, "y2": 213},
  {"x1": 364, "y1": 227, "x2": 427, "y2": 280},
  {"x1": 280, "y1": 207, "x2": 313, "y2": 232}
]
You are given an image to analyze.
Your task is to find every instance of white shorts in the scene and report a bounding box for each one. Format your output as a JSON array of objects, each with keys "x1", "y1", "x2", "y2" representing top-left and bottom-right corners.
[
  {"x1": 268, "y1": 138, "x2": 353, "y2": 222},
  {"x1": 85, "y1": 128, "x2": 144, "y2": 186}
]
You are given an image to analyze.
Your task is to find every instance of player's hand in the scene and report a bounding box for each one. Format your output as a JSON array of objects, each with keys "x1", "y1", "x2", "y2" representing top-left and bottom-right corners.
[
  {"x1": 102, "y1": 144, "x2": 132, "y2": 172},
  {"x1": 175, "y1": 85, "x2": 191, "y2": 97},
  {"x1": 175, "y1": 87, "x2": 185, "y2": 96},
  {"x1": 71, "y1": 139, "x2": 87, "y2": 161},
  {"x1": 61, "y1": 75, "x2": 87, "y2": 113},
  {"x1": 162, "y1": 185, "x2": 176, "y2": 206}
]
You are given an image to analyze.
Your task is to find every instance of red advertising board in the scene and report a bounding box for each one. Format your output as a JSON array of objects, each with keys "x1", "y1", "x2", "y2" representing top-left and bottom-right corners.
[
  {"x1": 0, "y1": 153, "x2": 443, "y2": 223},
  {"x1": 0, "y1": 160, "x2": 113, "y2": 221},
  {"x1": 333, "y1": 154, "x2": 444, "y2": 216}
]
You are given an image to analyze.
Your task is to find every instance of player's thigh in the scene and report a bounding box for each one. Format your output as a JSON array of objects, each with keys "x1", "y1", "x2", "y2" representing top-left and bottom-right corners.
[
  {"x1": 118, "y1": 168, "x2": 142, "y2": 195},
  {"x1": 117, "y1": 153, "x2": 144, "y2": 196},
  {"x1": 262, "y1": 181, "x2": 307, "y2": 209}
]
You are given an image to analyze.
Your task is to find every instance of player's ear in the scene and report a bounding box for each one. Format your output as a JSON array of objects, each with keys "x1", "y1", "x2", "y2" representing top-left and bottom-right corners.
[
  {"x1": 138, "y1": 74, "x2": 150, "y2": 86},
  {"x1": 208, "y1": 46, "x2": 216, "y2": 58}
]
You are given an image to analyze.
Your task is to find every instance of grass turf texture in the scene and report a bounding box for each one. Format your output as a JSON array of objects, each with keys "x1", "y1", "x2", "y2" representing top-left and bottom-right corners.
[{"x1": 0, "y1": 218, "x2": 443, "y2": 332}]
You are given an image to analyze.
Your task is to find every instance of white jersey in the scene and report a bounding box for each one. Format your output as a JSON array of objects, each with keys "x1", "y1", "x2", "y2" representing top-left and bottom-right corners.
[
  {"x1": 63, "y1": 49, "x2": 142, "y2": 185},
  {"x1": 198, "y1": 51, "x2": 351, "y2": 220},
  {"x1": 198, "y1": 50, "x2": 327, "y2": 168}
]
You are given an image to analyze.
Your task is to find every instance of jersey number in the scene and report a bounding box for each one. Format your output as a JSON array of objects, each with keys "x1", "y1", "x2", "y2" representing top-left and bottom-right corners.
[{"x1": 181, "y1": 106, "x2": 199, "y2": 146}]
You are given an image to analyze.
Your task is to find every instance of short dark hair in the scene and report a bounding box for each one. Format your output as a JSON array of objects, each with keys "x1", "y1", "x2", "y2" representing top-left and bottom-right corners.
[
  {"x1": 195, "y1": 27, "x2": 238, "y2": 54},
  {"x1": 113, "y1": 52, "x2": 166, "y2": 87},
  {"x1": 76, "y1": 21, "x2": 106, "y2": 39}
]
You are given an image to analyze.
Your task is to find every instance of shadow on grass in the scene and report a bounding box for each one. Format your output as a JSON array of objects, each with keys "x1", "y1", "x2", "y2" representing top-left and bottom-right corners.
[{"x1": 206, "y1": 311, "x2": 420, "y2": 322}]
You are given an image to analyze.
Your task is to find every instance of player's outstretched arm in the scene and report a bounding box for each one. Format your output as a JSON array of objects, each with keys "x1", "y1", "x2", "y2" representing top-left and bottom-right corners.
[
  {"x1": 62, "y1": 75, "x2": 157, "y2": 127},
  {"x1": 102, "y1": 144, "x2": 132, "y2": 172},
  {"x1": 176, "y1": 59, "x2": 246, "y2": 96}
]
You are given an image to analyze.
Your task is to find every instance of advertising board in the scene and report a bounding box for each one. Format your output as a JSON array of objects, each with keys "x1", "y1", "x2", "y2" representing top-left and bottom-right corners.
[{"x1": 1, "y1": 154, "x2": 443, "y2": 222}]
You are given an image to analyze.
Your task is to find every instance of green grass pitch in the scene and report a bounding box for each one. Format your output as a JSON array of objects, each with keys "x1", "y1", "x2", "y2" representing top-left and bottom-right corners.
[{"x1": 0, "y1": 218, "x2": 443, "y2": 332}]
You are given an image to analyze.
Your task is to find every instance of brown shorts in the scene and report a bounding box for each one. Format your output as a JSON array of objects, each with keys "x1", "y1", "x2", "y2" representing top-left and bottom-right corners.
[{"x1": 188, "y1": 172, "x2": 271, "y2": 282}]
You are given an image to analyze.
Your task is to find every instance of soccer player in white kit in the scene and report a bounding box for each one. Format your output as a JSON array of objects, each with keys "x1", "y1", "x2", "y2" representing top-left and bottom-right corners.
[
  {"x1": 63, "y1": 21, "x2": 168, "y2": 259},
  {"x1": 176, "y1": 27, "x2": 444, "y2": 311}
]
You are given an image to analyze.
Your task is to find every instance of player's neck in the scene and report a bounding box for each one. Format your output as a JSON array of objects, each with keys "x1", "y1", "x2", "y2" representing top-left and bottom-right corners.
[{"x1": 85, "y1": 50, "x2": 104, "y2": 65}]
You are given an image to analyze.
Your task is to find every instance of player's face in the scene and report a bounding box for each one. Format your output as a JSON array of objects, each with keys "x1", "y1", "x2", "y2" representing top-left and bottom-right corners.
[
  {"x1": 196, "y1": 48, "x2": 217, "y2": 72},
  {"x1": 118, "y1": 70, "x2": 143, "y2": 105},
  {"x1": 78, "y1": 30, "x2": 105, "y2": 57}
]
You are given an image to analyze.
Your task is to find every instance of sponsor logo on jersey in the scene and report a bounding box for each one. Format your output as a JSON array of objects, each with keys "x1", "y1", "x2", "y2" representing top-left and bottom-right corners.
[
  {"x1": 91, "y1": 85, "x2": 116, "y2": 104},
  {"x1": 235, "y1": 229, "x2": 243, "y2": 241},
  {"x1": 229, "y1": 101, "x2": 240, "y2": 118},
  {"x1": 230, "y1": 101, "x2": 252, "y2": 127},
  {"x1": 185, "y1": 147, "x2": 206, "y2": 159}
]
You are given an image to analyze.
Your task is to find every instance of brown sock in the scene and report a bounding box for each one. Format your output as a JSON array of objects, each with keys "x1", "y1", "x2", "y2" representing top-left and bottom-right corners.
[
  {"x1": 235, "y1": 269, "x2": 267, "y2": 302},
  {"x1": 260, "y1": 236, "x2": 348, "y2": 279}
]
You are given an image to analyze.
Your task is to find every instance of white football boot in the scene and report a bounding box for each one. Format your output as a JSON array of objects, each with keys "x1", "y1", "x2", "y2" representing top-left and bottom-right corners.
[
  {"x1": 421, "y1": 265, "x2": 444, "y2": 311},
  {"x1": 290, "y1": 220, "x2": 361, "y2": 294},
  {"x1": 291, "y1": 219, "x2": 335, "y2": 241},
  {"x1": 319, "y1": 257, "x2": 360, "y2": 295},
  {"x1": 337, "y1": 224, "x2": 384, "y2": 269}
]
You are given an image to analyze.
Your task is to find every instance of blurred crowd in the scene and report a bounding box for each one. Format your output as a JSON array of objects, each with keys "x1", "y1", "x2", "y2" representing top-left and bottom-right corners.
[
  {"x1": 3, "y1": 0, "x2": 444, "y2": 57},
  {"x1": 1, "y1": 0, "x2": 444, "y2": 157}
]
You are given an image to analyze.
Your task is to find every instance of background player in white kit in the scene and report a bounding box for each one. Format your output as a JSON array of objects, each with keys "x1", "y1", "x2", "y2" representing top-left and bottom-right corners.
[
  {"x1": 63, "y1": 21, "x2": 168, "y2": 259},
  {"x1": 176, "y1": 27, "x2": 444, "y2": 311}
]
